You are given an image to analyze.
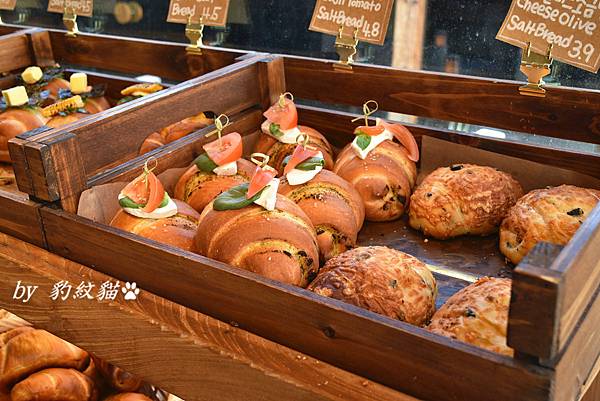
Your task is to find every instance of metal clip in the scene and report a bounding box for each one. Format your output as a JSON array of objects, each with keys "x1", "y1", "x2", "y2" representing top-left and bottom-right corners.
[
  {"x1": 519, "y1": 42, "x2": 553, "y2": 98},
  {"x1": 63, "y1": 6, "x2": 79, "y2": 37},
  {"x1": 185, "y1": 15, "x2": 204, "y2": 55},
  {"x1": 334, "y1": 25, "x2": 358, "y2": 70}
]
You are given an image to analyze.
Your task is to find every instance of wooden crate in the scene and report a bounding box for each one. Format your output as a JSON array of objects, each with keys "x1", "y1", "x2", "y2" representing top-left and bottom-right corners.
[{"x1": 7, "y1": 55, "x2": 600, "y2": 401}]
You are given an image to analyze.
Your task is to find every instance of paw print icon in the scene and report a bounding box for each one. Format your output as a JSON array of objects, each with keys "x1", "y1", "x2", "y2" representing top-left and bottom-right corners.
[{"x1": 122, "y1": 282, "x2": 140, "y2": 301}]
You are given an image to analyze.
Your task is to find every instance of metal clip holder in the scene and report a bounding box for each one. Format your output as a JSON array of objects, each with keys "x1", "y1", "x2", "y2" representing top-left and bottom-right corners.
[
  {"x1": 185, "y1": 15, "x2": 204, "y2": 55},
  {"x1": 519, "y1": 42, "x2": 553, "y2": 98},
  {"x1": 334, "y1": 25, "x2": 358, "y2": 70},
  {"x1": 63, "y1": 6, "x2": 79, "y2": 37}
]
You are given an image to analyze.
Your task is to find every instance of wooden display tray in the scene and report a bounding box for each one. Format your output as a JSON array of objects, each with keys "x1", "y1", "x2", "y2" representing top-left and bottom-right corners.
[{"x1": 7, "y1": 55, "x2": 600, "y2": 401}]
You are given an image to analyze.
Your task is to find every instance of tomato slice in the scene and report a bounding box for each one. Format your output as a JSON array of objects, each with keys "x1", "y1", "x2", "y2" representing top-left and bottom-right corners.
[
  {"x1": 203, "y1": 132, "x2": 243, "y2": 166},
  {"x1": 263, "y1": 98, "x2": 298, "y2": 130},
  {"x1": 283, "y1": 145, "x2": 320, "y2": 175},
  {"x1": 383, "y1": 122, "x2": 420, "y2": 162},
  {"x1": 122, "y1": 175, "x2": 149, "y2": 205},
  {"x1": 142, "y1": 172, "x2": 165, "y2": 213},
  {"x1": 246, "y1": 166, "x2": 277, "y2": 199},
  {"x1": 354, "y1": 125, "x2": 385, "y2": 136},
  {"x1": 121, "y1": 171, "x2": 165, "y2": 213}
]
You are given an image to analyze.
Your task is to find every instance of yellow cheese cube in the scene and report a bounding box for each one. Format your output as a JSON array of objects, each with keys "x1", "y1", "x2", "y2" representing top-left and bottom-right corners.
[
  {"x1": 70, "y1": 73, "x2": 88, "y2": 95},
  {"x1": 2, "y1": 86, "x2": 29, "y2": 107},
  {"x1": 21, "y1": 66, "x2": 43, "y2": 84}
]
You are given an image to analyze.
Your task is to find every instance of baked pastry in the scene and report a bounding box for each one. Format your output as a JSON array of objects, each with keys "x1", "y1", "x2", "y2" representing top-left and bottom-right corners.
[
  {"x1": 0, "y1": 164, "x2": 15, "y2": 185},
  {"x1": 409, "y1": 164, "x2": 523, "y2": 239},
  {"x1": 19, "y1": 66, "x2": 69, "y2": 101},
  {"x1": 118, "y1": 83, "x2": 164, "y2": 105},
  {"x1": 428, "y1": 277, "x2": 513, "y2": 356},
  {"x1": 278, "y1": 140, "x2": 364, "y2": 261},
  {"x1": 90, "y1": 356, "x2": 142, "y2": 393},
  {"x1": 195, "y1": 155, "x2": 319, "y2": 287},
  {"x1": 253, "y1": 93, "x2": 333, "y2": 173},
  {"x1": 139, "y1": 112, "x2": 214, "y2": 155},
  {"x1": 500, "y1": 185, "x2": 600, "y2": 264},
  {"x1": 104, "y1": 394, "x2": 153, "y2": 401},
  {"x1": 309, "y1": 246, "x2": 436, "y2": 325},
  {"x1": 138, "y1": 133, "x2": 165, "y2": 155},
  {"x1": 333, "y1": 113, "x2": 419, "y2": 221},
  {"x1": 11, "y1": 368, "x2": 98, "y2": 401}
]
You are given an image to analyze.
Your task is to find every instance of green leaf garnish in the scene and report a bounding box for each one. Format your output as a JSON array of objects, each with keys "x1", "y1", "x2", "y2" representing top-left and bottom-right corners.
[
  {"x1": 119, "y1": 193, "x2": 169, "y2": 209},
  {"x1": 269, "y1": 123, "x2": 284, "y2": 138},
  {"x1": 282, "y1": 155, "x2": 325, "y2": 171},
  {"x1": 213, "y1": 183, "x2": 266, "y2": 211},
  {"x1": 194, "y1": 153, "x2": 218, "y2": 173},
  {"x1": 356, "y1": 134, "x2": 371, "y2": 151}
]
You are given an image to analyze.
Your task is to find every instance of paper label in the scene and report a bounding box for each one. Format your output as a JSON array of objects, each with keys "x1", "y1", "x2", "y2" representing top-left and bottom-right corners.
[
  {"x1": 47, "y1": 0, "x2": 93, "y2": 16},
  {"x1": 167, "y1": 0, "x2": 230, "y2": 27},
  {"x1": 497, "y1": 0, "x2": 600, "y2": 72},
  {"x1": 0, "y1": 0, "x2": 16, "y2": 11},
  {"x1": 309, "y1": 0, "x2": 394, "y2": 45}
]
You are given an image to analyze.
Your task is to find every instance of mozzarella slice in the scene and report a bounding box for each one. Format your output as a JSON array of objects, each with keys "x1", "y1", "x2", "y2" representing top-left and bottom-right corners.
[
  {"x1": 285, "y1": 151, "x2": 325, "y2": 186},
  {"x1": 261, "y1": 119, "x2": 302, "y2": 144},
  {"x1": 351, "y1": 129, "x2": 393, "y2": 159},
  {"x1": 253, "y1": 178, "x2": 280, "y2": 211},
  {"x1": 118, "y1": 193, "x2": 178, "y2": 219},
  {"x1": 213, "y1": 161, "x2": 238, "y2": 176}
]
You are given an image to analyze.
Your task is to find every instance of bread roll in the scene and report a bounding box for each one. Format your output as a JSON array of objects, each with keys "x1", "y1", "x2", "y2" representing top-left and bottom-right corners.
[
  {"x1": 333, "y1": 140, "x2": 417, "y2": 222},
  {"x1": 42, "y1": 78, "x2": 70, "y2": 100},
  {"x1": 428, "y1": 277, "x2": 513, "y2": 356},
  {"x1": 253, "y1": 124, "x2": 334, "y2": 174},
  {"x1": 409, "y1": 164, "x2": 523, "y2": 239},
  {"x1": 91, "y1": 356, "x2": 142, "y2": 393},
  {"x1": 194, "y1": 195, "x2": 319, "y2": 287},
  {"x1": 0, "y1": 109, "x2": 47, "y2": 163},
  {"x1": 160, "y1": 112, "x2": 213, "y2": 144},
  {"x1": 278, "y1": 169, "x2": 365, "y2": 261},
  {"x1": 46, "y1": 113, "x2": 89, "y2": 128},
  {"x1": 11, "y1": 368, "x2": 97, "y2": 401},
  {"x1": 139, "y1": 133, "x2": 165, "y2": 155},
  {"x1": 174, "y1": 159, "x2": 255, "y2": 213},
  {"x1": 104, "y1": 393, "x2": 153, "y2": 401},
  {"x1": 500, "y1": 185, "x2": 600, "y2": 265},
  {"x1": 84, "y1": 97, "x2": 111, "y2": 114},
  {"x1": 110, "y1": 200, "x2": 200, "y2": 251},
  {"x1": 309, "y1": 246, "x2": 437, "y2": 326}
]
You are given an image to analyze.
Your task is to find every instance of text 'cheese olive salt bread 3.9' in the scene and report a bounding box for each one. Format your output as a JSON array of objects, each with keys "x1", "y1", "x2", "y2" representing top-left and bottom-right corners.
[
  {"x1": 500, "y1": 185, "x2": 600, "y2": 265},
  {"x1": 309, "y1": 246, "x2": 437, "y2": 326},
  {"x1": 428, "y1": 277, "x2": 513, "y2": 356},
  {"x1": 409, "y1": 164, "x2": 523, "y2": 239}
]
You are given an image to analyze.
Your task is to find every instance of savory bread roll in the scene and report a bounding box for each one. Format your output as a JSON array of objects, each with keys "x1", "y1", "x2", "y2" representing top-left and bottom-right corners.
[
  {"x1": 0, "y1": 164, "x2": 15, "y2": 186},
  {"x1": 0, "y1": 109, "x2": 47, "y2": 163},
  {"x1": 139, "y1": 133, "x2": 165, "y2": 155},
  {"x1": 500, "y1": 185, "x2": 600, "y2": 265},
  {"x1": 83, "y1": 97, "x2": 111, "y2": 114},
  {"x1": 254, "y1": 124, "x2": 334, "y2": 173},
  {"x1": 309, "y1": 246, "x2": 437, "y2": 326},
  {"x1": 428, "y1": 277, "x2": 513, "y2": 356},
  {"x1": 278, "y1": 169, "x2": 365, "y2": 261},
  {"x1": 90, "y1": 356, "x2": 142, "y2": 393},
  {"x1": 11, "y1": 368, "x2": 97, "y2": 401},
  {"x1": 104, "y1": 394, "x2": 153, "y2": 401},
  {"x1": 174, "y1": 159, "x2": 255, "y2": 213},
  {"x1": 194, "y1": 195, "x2": 319, "y2": 287},
  {"x1": 334, "y1": 140, "x2": 417, "y2": 221},
  {"x1": 160, "y1": 112, "x2": 213, "y2": 144},
  {"x1": 409, "y1": 164, "x2": 523, "y2": 239},
  {"x1": 46, "y1": 113, "x2": 89, "y2": 128},
  {"x1": 110, "y1": 199, "x2": 200, "y2": 251}
]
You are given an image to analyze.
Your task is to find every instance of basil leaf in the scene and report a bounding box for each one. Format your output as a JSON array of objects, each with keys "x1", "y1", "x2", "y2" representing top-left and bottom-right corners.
[
  {"x1": 119, "y1": 196, "x2": 143, "y2": 209},
  {"x1": 295, "y1": 157, "x2": 325, "y2": 171},
  {"x1": 117, "y1": 95, "x2": 140, "y2": 105},
  {"x1": 194, "y1": 153, "x2": 218, "y2": 173},
  {"x1": 269, "y1": 123, "x2": 284, "y2": 138},
  {"x1": 282, "y1": 155, "x2": 291, "y2": 167},
  {"x1": 159, "y1": 192, "x2": 170, "y2": 208},
  {"x1": 213, "y1": 183, "x2": 265, "y2": 211},
  {"x1": 356, "y1": 134, "x2": 371, "y2": 151}
]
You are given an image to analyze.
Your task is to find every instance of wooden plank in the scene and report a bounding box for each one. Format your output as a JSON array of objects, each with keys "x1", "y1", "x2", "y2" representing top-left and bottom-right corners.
[
  {"x1": 0, "y1": 30, "x2": 33, "y2": 72},
  {"x1": 27, "y1": 29, "x2": 55, "y2": 67},
  {"x1": 582, "y1": 369, "x2": 600, "y2": 401},
  {"x1": 0, "y1": 189, "x2": 45, "y2": 248},
  {"x1": 38, "y1": 207, "x2": 553, "y2": 401},
  {"x1": 258, "y1": 55, "x2": 286, "y2": 109},
  {"x1": 284, "y1": 56, "x2": 600, "y2": 145},
  {"x1": 0, "y1": 233, "x2": 417, "y2": 401}
]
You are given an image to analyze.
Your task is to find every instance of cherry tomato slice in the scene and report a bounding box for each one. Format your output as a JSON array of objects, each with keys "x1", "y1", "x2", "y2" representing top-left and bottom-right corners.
[
  {"x1": 203, "y1": 132, "x2": 243, "y2": 166},
  {"x1": 247, "y1": 166, "x2": 277, "y2": 199},
  {"x1": 283, "y1": 145, "x2": 320, "y2": 175},
  {"x1": 354, "y1": 125, "x2": 385, "y2": 136},
  {"x1": 383, "y1": 122, "x2": 420, "y2": 162},
  {"x1": 263, "y1": 98, "x2": 298, "y2": 130}
]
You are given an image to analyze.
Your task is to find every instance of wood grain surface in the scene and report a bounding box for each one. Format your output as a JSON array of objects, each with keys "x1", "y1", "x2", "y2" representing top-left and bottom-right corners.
[
  {"x1": 0, "y1": 29, "x2": 34, "y2": 72},
  {"x1": 0, "y1": 188, "x2": 45, "y2": 248}
]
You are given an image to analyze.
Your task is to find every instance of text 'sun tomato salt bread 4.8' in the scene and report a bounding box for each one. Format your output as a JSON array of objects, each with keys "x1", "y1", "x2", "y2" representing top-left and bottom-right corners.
[
  {"x1": 409, "y1": 164, "x2": 523, "y2": 239},
  {"x1": 428, "y1": 277, "x2": 513, "y2": 357},
  {"x1": 500, "y1": 185, "x2": 600, "y2": 265},
  {"x1": 308, "y1": 246, "x2": 437, "y2": 326}
]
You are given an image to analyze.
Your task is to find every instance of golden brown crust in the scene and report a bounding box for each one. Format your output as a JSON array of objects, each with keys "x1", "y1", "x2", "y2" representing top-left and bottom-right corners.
[
  {"x1": 90, "y1": 356, "x2": 141, "y2": 393},
  {"x1": 42, "y1": 78, "x2": 70, "y2": 100},
  {"x1": 174, "y1": 159, "x2": 255, "y2": 213},
  {"x1": 308, "y1": 246, "x2": 437, "y2": 326},
  {"x1": 109, "y1": 200, "x2": 200, "y2": 251},
  {"x1": 0, "y1": 164, "x2": 15, "y2": 186},
  {"x1": 160, "y1": 112, "x2": 213, "y2": 143},
  {"x1": 428, "y1": 277, "x2": 513, "y2": 356},
  {"x1": 333, "y1": 140, "x2": 417, "y2": 222},
  {"x1": 194, "y1": 195, "x2": 319, "y2": 287},
  {"x1": 104, "y1": 393, "x2": 153, "y2": 401},
  {"x1": 278, "y1": 169, "x2": 365, "y2": 261},
  {"x1": 11, "y1": 368, "x2": 97, "y2": 401},
  {"x1": 46, "y1": 113, "x2": 90, "y2": 128},
  {"x1": 409, "y1": 164, "x2": 523, "y2": 239},
  {"x1": 500, "y1": 185, "x2": 600, "y2": 265},
  {"x1": 138, "y1": 133, "x2": 165, "y2": 155},
  {"x1": 84, "y1": 97, "x2": 110, "y2": 114},
  {"x1": 0, "y1": 109, "x2": 47, "y2": 163}
]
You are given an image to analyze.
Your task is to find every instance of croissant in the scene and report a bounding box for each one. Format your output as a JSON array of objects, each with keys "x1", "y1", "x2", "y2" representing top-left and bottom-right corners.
[
  {"x1": 278, "y1": 169, "x2": 364, "y2": 261},
  {"x1": 104, "y1": 393, "x2": 153, "y2": 401},
  {"x1": 11, "y1": 368, "x2": 98, "y2": 401},
  {"x1": 334, "y1": 140, "x2": 417, "y2": 222},
  {"x1": 194, "y1": 195, "x2": 319, "y2": 287},
  {"x1": 174, "y1": 159, "x2": 255, "y2": 213},
  {"x1": 91, "y1": 356, "x2": 142, "y2": 393},
  {"x1": 253, "y1": 124, "x2": 334, "y2": 174},
  {"x1": 0, "y1": 327, "x2": 34, "y2": 347},
  {"x1": 0, "y1": 109, "x2": 47, "y2": 163}
]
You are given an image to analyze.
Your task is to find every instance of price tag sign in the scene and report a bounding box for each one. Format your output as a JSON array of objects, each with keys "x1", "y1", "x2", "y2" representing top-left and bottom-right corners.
[
  {"x1": 497, "y1": 0, "x2": 600, "y2": 73},
  {"x1": 47, "y1": 0, "x2": 93, "y2": 17},
  {"x1": 0, "y1": 0, "x2": 17, "y2": 11},
  {"x1": 309, "y1": 0, "x2": 394, "y2": 45},
  {"x1": 167, "y1": 0, "x2": 230, "y2": 27}
]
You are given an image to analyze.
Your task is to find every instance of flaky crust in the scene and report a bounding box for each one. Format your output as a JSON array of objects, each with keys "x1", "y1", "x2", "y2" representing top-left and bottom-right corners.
[
  {"x1": 174, "y1": 159, "x2": 255, "y2": 213},
  {"x1": 500, "y1": 185, "x2": 600, "y2": 265},
  {"x1": 194, "y1": 195, "x2": 319, "y2": 287},
  {"x1": 278, "y1": 169, "x2": 365, "y2": 261},
  {"x1": 160, "y1": 113, "x2": 213, "y2": 143},
  {"x1": 139, "y1": 133, "x2": 165, "y2": 155},
  {"x1": 428, "y1": 277, "x2": 513, "y2": 356},
  {"x1": 334, "y1": 140, "x2": 417, "y2": 222},
  {"x1": 11, "y1": 368, "x2": 97, "y2": 401},
  {"x1": 0, "y1": 109, "x2": 47, "y2": 163},
  {"x1": 109, "y1": 200, "x2": 200, "y2": 251},
  {"x1": 308, "y1": 246, "x2": 437, "y2": 326},
  {"x1": 253, "y1": 124, "x2": 334, "y2": 174},
  {"x1": 409, "y1": 164, "x2": 523, "y2": 239}
]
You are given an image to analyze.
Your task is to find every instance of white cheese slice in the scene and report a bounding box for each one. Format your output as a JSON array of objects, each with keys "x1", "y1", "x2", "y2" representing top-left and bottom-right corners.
[
  {"x1": 261, "y1": 119, "x2": 302, "y2": 144},
  {"x1": 21, "y1": 67, "x2": 43, "y2": 84},
  {"x1": 2, "y1": 86, "x2": 29, "y2": 107},
  {"x1": 118, "y1": 193, "x2": 178, "y2": 219},
  {"x1": 285, "y1": 151, "x2": 325, "y2": 186},
  {"x1": 213, "y1": 160, "x2": 238, "y2": 176},
  {"x1": 70, "y1": 72, "x2": 88, "y2": 95},
  {"x1": 351, "y1": 128, "x2": 393, "y2": 160},
  {"x1": 253, "y1": 178, "x2": 280, "y2": 211}
]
